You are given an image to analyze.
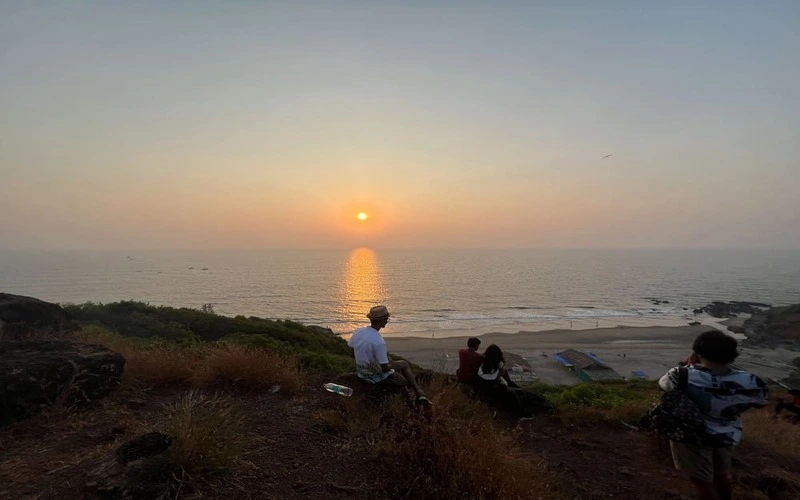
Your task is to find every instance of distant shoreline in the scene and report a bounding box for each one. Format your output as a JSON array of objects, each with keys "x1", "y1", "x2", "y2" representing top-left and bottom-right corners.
[
  {"x1": 369, "y1": 313, "x2": 738, "y2": 340},
  {"x1": 386, "y1": 323, "x2": 797, "y2": 385}
]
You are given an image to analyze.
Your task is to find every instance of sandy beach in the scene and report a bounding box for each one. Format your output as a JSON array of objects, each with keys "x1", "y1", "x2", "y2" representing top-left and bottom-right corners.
[{"x1": 386, "y1": 324, "x2": 798, "y2": 385}]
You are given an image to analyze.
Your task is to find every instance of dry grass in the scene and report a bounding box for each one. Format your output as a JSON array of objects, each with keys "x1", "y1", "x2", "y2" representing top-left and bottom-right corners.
[
  {"x1": 166, "y1": 390, "x2": 246, "y2": 478},
  {"x1": 742, "y1": 406, "x2": 800, "y2": 462},
  {"x1": 127, "y1": 348, "x2": 201, "y2": 386},
  {"x1": 323, "y1": 376, "x2": 560, "y2": 500},
  {"x1": 77, "y1": 327, "x2": 303, "y2": 394},
  {"x1": 194, "y1": 344, "x2": 302, "y2": 393}
]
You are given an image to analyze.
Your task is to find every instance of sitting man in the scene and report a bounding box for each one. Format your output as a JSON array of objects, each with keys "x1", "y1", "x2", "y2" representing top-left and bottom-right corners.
[
  {"x1": 456, "y1": 337, "x2": 484, "y2": 384},
  {"x1": 347, "y1": 305, "x2": 430, "y2": 404}
]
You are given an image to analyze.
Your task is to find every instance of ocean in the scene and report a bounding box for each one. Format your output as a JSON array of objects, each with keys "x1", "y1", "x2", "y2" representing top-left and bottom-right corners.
[{"x1": 1, "y1": 249, "x2": 799, "y2": 336}]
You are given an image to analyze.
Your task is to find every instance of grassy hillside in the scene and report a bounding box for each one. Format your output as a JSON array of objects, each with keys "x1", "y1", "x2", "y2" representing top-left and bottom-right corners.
[
  {"x1": 2, "y1": 302, "x2": 798, "y2": 499},
  {"x1": 64, "y1": 301, "x2": 354, "y2": 372}
]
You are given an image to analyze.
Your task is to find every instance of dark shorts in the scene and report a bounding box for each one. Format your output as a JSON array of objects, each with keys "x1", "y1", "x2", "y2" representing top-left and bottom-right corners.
[
  {"x1": 379, "y1": 370, "x2": 408, "y2": 387},
  {"x1": 670, "y1": 441, "x2": 732, "y2": 483}
]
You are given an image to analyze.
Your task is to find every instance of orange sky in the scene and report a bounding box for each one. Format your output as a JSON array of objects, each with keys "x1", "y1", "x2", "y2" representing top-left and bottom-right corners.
[{"x1": 2, "y1": 3, "x2": 799, "y2": 249}]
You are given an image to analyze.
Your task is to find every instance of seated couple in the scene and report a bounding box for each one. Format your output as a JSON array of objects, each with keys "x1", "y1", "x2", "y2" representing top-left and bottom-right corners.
[
  {"x1": 347, "y1": 306, "x2": 431, "y2": 404},
  {"x1": 457, "y1": 337, "x2": 520, "y2": 387},
  {"x1": 457, "y1": 337, "x2": 549, "y2": 417}
]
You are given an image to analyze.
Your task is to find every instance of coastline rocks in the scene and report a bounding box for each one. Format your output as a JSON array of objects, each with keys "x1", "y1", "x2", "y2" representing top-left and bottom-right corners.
[
  {"x1": 742, "y1": 304, "x2": 800, "y2": 350},
  {"x1": 0, "y1": 341, "x2": 125, "y2": 426},
  {"x1": 693, "y1": 301, "x2": 771, "y2": 319},
  {"x1": 0, "y1": 293, "x2": 79, "y2": 340}
]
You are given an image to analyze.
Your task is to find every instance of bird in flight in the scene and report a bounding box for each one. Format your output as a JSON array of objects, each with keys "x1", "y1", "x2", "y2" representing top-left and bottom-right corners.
[{"x1": 603, "y1": 154, "x2": 613, "y2": 159}]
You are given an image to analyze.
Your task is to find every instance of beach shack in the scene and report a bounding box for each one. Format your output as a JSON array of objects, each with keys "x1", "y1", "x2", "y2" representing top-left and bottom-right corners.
[{"x1": 553, "y1": 349, "x2": 624, "y2": 382}]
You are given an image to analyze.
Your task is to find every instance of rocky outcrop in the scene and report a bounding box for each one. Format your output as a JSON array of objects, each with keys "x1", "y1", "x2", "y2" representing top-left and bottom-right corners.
[
  {"x1": 116, "y1": 432, "x2": 173, "y2": 465},
  {"x1": 0, "y1": 341, "x2": 125, "y2": 425},
  {"x1": 693, "y1": 301, "x2": 771, "y2": 318},
  {"x1": 0, "y1": 293, "x2": 79, "y2": 340},
  {"x1": 742, "y1": 304, "x2": 800, "y2": 350},
  {"x1": 86, "y1": 432, "x2": 174, "y2": 499}
]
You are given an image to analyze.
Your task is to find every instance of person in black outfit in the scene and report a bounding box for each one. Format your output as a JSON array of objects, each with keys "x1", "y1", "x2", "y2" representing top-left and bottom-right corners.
[{"x1": 476, "y1": 344, "x2": 550, "y2": 417}]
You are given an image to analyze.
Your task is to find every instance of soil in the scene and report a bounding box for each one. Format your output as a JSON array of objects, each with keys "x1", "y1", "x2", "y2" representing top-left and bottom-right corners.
[
  {"x1": 1, "y1": 380, "x2": 798, "y2": 500},
  {"x1": 0, "y1": 382, "x2": 382, "y2": 500}
]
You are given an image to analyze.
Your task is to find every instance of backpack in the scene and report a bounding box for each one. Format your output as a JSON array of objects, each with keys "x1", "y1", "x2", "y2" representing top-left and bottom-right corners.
[{"x1": 647, "y1": 367, "x2": 708, "y2": 445}]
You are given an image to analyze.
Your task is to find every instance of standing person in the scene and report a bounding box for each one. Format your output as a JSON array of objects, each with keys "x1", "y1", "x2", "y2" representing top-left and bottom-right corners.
[
  {"x1": 347, "y1": 305, "x2": 430, "y2": 403},
  {"x1": 456, "y1": 337, "x2": 484, "y2": 384},
  {"x1": 658, "y1": 330, "x2": 768, "y2": 500}
]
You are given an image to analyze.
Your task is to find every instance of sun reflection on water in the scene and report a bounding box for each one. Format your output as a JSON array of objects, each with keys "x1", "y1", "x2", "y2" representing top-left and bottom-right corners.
[{"x1": 338, "y1": 248, "x2": 386, "y2": 336}]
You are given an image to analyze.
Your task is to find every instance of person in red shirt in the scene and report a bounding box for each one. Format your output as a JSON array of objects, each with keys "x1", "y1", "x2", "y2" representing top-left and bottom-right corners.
[{"x1": 456, "y1": 337, "x2": 484, "y2": 384}]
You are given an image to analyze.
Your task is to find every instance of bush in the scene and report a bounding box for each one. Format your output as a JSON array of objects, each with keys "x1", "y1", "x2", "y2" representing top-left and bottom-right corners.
[
  {"x1": 195, "y1": 344, "x2": 303, "y2": 394},
  {"x1": 297, "y1": 352, "x2": 353, "y2": 373},
  {"x1": 79, "y1": 327, "x2": 303, "y2": 393},
  {"x1": 526, "y1": 381, "x2": 658, "y2": 424},
  {"x1": 65, "y1": 301, "x2": 351, "y2": 358},
  {"x1": 324, "y1": 376, "x2": 557, "y2": 499},
  {"x1": 544, "y1": 384, "x2": 641, "y2": 409},
  {"x1": 166, "y1": 391, "x2": 245, "y2": 477}
]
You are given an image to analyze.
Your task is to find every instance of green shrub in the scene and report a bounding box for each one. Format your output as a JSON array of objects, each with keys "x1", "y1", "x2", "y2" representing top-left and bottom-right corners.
[
  {"x1": 66, "y1": 301, "x2": 353, "y2": 374},
  {"x1": 529, "y1": 380, "x2": 657, "y2": 410},
  {"x1": 298, "y1": 352, "x2": 353, "y2": 372}
]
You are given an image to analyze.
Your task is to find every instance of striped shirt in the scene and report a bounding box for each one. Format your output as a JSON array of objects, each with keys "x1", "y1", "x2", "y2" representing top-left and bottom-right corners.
[{"x1": 658, "y1": 365, "x2": 768, "y2": 446}]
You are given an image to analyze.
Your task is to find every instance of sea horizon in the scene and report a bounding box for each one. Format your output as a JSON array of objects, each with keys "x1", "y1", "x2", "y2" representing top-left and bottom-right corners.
[{"x1": 3, "y1": 248, "x2": 799, "y2": 336}]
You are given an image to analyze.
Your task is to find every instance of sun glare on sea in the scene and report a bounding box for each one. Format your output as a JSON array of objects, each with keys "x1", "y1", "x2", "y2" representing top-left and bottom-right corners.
[{"x1": 357, "y1": 212, "x2": 368, "y2": 221}]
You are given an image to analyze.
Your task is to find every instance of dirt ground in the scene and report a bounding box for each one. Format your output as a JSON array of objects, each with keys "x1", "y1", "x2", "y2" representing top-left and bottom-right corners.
[
  {"x1": 1, "y1": 380, "x2": 798, "y2": 500},
  {"x1": 514, "y1": 415, "x2": 800, "y2": 500},
  {"x1": 0, "y1": 382, "x2": 383, "y2": 500}
]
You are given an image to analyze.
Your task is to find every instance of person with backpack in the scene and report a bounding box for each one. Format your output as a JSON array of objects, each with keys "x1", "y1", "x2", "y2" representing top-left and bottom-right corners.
[{"x1": 657, "y1": 330, "x2": 768, "y2": 500}]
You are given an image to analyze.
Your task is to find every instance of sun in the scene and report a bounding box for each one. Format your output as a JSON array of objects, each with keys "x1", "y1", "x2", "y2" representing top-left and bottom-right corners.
[{"x1": 356, "y1": 212, "x2": 369, "y2": 221}]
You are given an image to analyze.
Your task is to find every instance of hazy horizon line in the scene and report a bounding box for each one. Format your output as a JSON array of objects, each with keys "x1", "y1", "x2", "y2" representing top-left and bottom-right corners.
[{"x1": 2, "y1": 246, "x2": 800, "y2": 253}]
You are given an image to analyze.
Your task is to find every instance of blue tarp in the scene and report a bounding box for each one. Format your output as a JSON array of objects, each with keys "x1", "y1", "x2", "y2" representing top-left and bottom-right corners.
[
  {"x1": 553, "y1": 353, "x2": 574, "y2": 367},
  {"x1": 631, "y1": 370, "x2": 648, "y2": 379}
]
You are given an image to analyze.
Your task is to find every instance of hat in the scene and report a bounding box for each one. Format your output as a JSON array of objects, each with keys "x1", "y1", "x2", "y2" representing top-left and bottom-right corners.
[{"x1": 367, "y1": 305, "x2": 390, "y2": 321}]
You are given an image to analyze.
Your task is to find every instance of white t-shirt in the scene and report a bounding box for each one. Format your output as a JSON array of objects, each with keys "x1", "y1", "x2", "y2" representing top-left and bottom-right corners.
[{"x1": 347, "y1": 326, "x2": 392, "y2": 383}]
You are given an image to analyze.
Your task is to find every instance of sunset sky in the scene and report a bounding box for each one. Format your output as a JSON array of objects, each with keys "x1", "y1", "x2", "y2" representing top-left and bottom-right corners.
[{"x1": 2, "y1": 1, "x2": 799, "y2": 250}]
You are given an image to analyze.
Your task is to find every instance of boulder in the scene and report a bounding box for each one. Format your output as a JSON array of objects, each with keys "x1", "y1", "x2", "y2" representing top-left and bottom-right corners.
[
  {"x1": 0, "y1": 341, "x2": 125, "y2": 425},
  {"x1": 86, "y1": 433, "x2": 174, "y2": 499},
  {"x1": 0, "y1": 293, "x2": 79, "y2": 340},
  {"x1": 116, "y1": 432, "x2": 173, "y2": 465}
]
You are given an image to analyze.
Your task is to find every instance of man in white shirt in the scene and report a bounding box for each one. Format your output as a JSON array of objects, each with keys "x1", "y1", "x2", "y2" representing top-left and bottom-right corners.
[{"x1": 348, "y1": 305, "x2": 429, "y2": 403}]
